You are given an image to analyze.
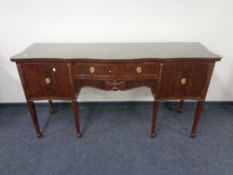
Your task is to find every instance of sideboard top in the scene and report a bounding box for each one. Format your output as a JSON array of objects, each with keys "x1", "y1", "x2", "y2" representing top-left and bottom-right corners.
[{"x1": 11, "y1": 42, "x2": 221, "y2": 61}]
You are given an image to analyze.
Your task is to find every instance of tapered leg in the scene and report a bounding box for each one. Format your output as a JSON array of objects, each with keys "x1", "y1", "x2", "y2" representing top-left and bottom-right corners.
[
  {"x1": 178, "y1": 100, "x2": 184, "y2": 113},
  {"x1": 190, "y1": 101, "x2": 205, "y2": 138},
  {"x1": 27, "y1": 101, "x2": 42, "y2": 138},
  {"x1": 71, "y1": 101, "x2": 81, "y2": 138},
  {"x1": 48, "y1": 100, "x2": 55, "y2": 113},
  {"x1": 151, "y1": 101, "x2": 159, "y2": 138}
]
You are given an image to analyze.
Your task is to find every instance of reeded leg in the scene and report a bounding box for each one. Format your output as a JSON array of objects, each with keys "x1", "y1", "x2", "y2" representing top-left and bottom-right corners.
[
  {"x1": 151, "y1": 101, "x2": 159, "y2": 138},
  {"x1": 178, "y1": 100, "x2": 184, "y2": 113},
  {"x1": 27, "y1": 101, "x2": 42, "y2": 138},
  {"x1": 190, "y1": 101, "x2": 205, "y2": 138},
  {"x1": 48, "y1": 100, "x2": 55, "y2": 113},
  {"x1": 71, "y1": 101, "x2": 81, "y2": 138}
]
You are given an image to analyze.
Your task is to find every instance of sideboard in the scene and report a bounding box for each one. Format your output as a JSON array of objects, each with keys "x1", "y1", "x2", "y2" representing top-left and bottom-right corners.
[{"x1": 11, "y1": 43, "x2": 221, "y2": 138}]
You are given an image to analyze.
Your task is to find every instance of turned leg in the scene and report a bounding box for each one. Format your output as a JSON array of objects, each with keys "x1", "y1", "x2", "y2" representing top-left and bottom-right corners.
[
  {"x1": 27, "y1": 101, "x2": 42, "y2": 138},
  {"x1": 190, "y1": 101, "x2": 205, "y2": 138},
  {"x1": 178, "y1": 100, "x2": 184, "y2": 113},
  {"x1": 71, "y1": 101, "x2": 81, "y2": 138},
  {"x1": 151, "y1": 101, "x2": 159, "y2": 138},
  {"x1": 48, "y1": 100, "x2": 55, "y2": 113}
]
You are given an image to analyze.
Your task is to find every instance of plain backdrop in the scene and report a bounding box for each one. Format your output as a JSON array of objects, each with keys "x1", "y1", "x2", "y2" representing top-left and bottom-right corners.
[{"x1": 0, "y1": 0, "x2": 232, "y2": 102}]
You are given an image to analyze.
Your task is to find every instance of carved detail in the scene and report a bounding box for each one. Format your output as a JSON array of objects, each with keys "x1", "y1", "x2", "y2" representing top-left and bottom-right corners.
[
  {"x1": 67, "y1": 63, "x2": 73, "y2": 84},
  {"x1": 74, "y1": 78, "x2": 157, "y2": 92},
  {"x1": 158, "y1": 63, "x2": 164, "y2": 83},
  {"x1": 67, "y1": 63, "x2": 77, "y2": 99},
  {"x1": 154, "y1": 63, "x2": 164, "y2": 99}
]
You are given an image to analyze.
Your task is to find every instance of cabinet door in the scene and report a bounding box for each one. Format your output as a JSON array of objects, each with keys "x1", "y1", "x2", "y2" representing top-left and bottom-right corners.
[
  {"x1": 158, "y1": 62, "x2": 213, "y2": 99},
  {"x1": 20, "y1": 63, "x2": 71, "y2": 99}
]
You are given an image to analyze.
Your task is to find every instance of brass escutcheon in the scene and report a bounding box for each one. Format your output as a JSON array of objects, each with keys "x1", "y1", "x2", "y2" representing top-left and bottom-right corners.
[
  {"x1": 45, "y1": 77, "x2": 51, "y2": 84},
  {"x1": 89, "y1": 66, "x2": 95, "y2": 73},
  {"x1": 181, "y1": 78, "x2": 187, "y2": 85},
  {"x1": 136, "y1": 66, "x2": 142, "y2": 74}
]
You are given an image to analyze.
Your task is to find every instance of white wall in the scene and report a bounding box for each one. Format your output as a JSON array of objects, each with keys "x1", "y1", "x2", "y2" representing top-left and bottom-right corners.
[{"x1": 0, "y1": 0, "x2": 233, "y2": 102}]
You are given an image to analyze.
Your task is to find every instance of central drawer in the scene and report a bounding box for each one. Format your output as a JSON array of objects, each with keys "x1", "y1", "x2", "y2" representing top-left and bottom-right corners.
[
  {"x1": 72, "y1": 63, "x2": 119, "y2": 78},
  {"x1": 71, "y1": 62, "x2": 160, "y2": 79}
]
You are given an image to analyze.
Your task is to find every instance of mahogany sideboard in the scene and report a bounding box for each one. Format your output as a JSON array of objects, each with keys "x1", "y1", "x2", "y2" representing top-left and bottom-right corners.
[{"x1": 11, "y1": 43, "x2": 221, "y2": 138}]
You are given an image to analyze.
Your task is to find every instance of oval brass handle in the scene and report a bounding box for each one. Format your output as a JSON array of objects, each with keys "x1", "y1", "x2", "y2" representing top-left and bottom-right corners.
[
  {"x1": 45, "y1": 77, "x2": 51, "y2": 85},
  {"x1": 181, "y1": 78, "x2": 187, "y2": 85},
  {"x1": 136, "y1": 66, "x2": 142, "y2": 74},
  {"x1": 89, "y1": 66, "x2": 95, "y2": 74}
]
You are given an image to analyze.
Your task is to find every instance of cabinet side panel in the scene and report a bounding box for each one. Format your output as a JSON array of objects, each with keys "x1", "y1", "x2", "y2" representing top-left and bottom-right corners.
[
  {"x1": 158, "y1": 61, "x2": 215, "y2": 100},
  {"x1": 18, "y1": 62, "x2": 72, "y2": 100}
]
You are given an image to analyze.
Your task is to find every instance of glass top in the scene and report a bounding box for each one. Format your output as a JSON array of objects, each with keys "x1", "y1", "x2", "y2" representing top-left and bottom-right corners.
[{"x1": 11, "y1": 42, "x2": 221, "y2": 60}]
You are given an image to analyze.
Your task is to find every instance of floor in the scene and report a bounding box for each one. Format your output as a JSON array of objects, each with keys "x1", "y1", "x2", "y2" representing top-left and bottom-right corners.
[{"x1": 0, "y1": 102, "x2": 232, "y2": 175}]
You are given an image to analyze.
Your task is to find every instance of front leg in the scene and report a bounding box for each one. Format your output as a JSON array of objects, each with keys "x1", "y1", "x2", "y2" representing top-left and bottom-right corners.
[
  {"x1": 190, "y1": 101, "x2": 205, "y2": 138},
  {"x1": 71, "y1": 101, "x2": 81, "y2": 138},
  {"x1": 27, "y1": 101, "x2": 42, "y2": 138},
  {"x1": 151, "y1": 101, "x2": 159, "y2": 138}
]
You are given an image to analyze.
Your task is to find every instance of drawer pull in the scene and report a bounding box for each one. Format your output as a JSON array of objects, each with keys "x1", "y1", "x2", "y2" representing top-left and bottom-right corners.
[
  {"x1": 181, "y1": 78, "x2": 187, "y2": 85},
  {"x1": 108, "y1": 70, "x2": 112, "y2": 73},
  {"x1": 89, "y1": 66, "x2": 95, "y2": 74},
  {"x1": 52, "y1": 67, "x2": 56, "y2": 72},
  {"x1": 136, "y1": 66, "x2": 142, "y2": 74},
  {"x1": 45, "y1": 77, "x2": 51, "y2": 85}
]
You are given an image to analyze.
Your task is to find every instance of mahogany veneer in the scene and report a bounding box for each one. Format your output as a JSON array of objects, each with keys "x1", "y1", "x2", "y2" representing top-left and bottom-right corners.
[{"x1": 11, "y1": 43, "x2": 221, "y2": 138}]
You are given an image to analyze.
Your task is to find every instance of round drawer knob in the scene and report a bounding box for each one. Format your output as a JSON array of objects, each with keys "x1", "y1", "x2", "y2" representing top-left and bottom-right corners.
[
  {"x1": 136, "y1": 66, "x2": 142, "y2": 74},
  {"x1": 108, "y1": 70, "x2": 112, "y2": 73},
  {"x1": 89, "y1": 66, "x2": 95, "y2": 74},
  {"x1": 45, "y1": 77, "x2": 51, "y2": 85},
  {"x1": 181, "y1": 78, "x2": 187, "y2": 85}
]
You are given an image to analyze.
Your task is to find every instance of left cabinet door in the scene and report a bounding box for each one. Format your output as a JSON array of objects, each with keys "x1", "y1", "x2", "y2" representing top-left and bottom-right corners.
[{"x1": 19, "y1": 63, "x2": 72, "y2": 99}]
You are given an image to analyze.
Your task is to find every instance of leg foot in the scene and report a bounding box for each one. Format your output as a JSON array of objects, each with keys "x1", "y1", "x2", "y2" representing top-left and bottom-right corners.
[
  {"x1": 151, "y1": 132, "x2": 156, "y2": 138},
  {"x1": 190, "y1": 133, "x2": 196, "y2": 138},
  {"x1": 36, "y1": 133, "x2": 43, "y2": 138}
]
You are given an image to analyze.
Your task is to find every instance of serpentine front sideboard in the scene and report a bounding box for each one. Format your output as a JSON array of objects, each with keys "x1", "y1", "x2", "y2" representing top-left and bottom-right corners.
[{"x1": 11, "y1": 43, "x2": 221, "y2": 138}]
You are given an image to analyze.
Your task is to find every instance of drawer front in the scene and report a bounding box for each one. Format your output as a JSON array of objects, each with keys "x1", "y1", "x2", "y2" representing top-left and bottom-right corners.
[
  {"x1": 20, "y1": 63, "x2": 71, "y2": 99},
  {"x1": 72, "y1": 62, "x2": 159, "y2": 79},
  {"x1": 125, "y1": 63, "x2": 159, "y2": 77},
  {"x1": 72, "y1": 63, "x2": 116, "y2": 78},
  {"x1": 158, "y1": 62, "x2": 213, "y2": 99}
]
